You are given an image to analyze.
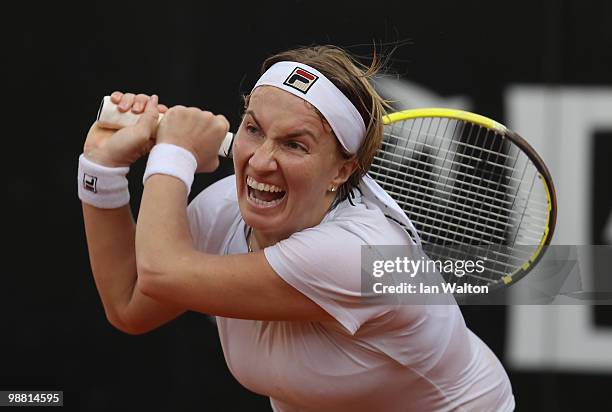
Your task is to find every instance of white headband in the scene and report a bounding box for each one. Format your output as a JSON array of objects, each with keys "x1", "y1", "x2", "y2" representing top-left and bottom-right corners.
[{"x1": 252, "y1": 61, "x2": 366, "y2": 154}]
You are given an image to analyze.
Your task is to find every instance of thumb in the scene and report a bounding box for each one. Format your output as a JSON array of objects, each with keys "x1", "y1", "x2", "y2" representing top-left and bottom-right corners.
[{"x1": 134, "y1": 95, "x2": 160, "y2": 135}]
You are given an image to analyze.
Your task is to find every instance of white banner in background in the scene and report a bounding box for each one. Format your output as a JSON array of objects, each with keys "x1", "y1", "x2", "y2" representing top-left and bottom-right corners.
[{"x1": 506, "y1": 86, "x2": 612, "y2": 372}]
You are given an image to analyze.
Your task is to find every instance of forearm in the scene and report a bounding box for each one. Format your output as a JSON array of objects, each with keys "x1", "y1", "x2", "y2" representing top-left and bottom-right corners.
[
  {"x1": 82, "y1": 203, "x2": 139, "y2": 329},
  {"x1": 83, "y1": 202, "x2": 187, "y2": 334},
  {"x1": 135, "y1": 109, "x2": 227, "y2": 275},
  {"x1": 135, "y1": 175, "x2": 193, "y2": 276}
]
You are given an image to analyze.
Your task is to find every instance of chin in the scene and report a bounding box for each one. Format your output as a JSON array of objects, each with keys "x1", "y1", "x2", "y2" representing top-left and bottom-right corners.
[{"x1": 242, "y1": 206, "x2": 285, "y2": 232}]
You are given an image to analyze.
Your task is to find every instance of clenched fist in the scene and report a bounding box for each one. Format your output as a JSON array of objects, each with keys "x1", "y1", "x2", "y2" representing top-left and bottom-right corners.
[
  {"x1": 156, "y1": 106, "x2": 229, "y2": 173},
  {"x1": 83, "y1": 92, "x2": 168, "y2": 167}
]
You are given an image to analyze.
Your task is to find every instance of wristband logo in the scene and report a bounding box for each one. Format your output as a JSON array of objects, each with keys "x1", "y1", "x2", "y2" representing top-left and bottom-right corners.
[
  {"x1": 283, "y1": 67, "x2": 319, "y2": 94},
  {"x1": 83, "y1": 174, "x2": 97, "y2": 193}
]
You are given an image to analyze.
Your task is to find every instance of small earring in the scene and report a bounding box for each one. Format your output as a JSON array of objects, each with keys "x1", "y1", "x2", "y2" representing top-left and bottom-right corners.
[{"x1": 329, "y1": 185, "x2": 336, "y2": 192}]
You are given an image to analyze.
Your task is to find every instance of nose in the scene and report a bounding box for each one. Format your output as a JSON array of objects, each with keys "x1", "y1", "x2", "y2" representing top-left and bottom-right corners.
[{"x1": 248, "y1": 139, "x2": 278, "y2": 172}]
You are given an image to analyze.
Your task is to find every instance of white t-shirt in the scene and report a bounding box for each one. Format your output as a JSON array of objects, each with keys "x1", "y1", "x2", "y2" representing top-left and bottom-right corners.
[{"x1": 187, "y1": 175, "x2": 515, "y2": 412}]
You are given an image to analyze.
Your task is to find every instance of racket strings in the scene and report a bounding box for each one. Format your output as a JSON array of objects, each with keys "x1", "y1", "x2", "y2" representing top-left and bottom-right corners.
[
  {"x1": 370, "y1": 151, "x2": 550, "y2": 216},
  {"x1": 372, "y1": 117, "x2": 550, "y2": 286},
  {"x1": 377, "y1": 124, "x2": 543, "y2": 229},
  {"x1": 380, "y1": 126, "x2": 549, "y2": 217},
  {"x1": 383, "y1": 133, "x2": 519, "y2": 177},
  {"x1": 381, "y1": 127, "x2": 548, "y2": 209},
  {"x1": 381, "y1": 130, "x2": 548, "y2": 206}
]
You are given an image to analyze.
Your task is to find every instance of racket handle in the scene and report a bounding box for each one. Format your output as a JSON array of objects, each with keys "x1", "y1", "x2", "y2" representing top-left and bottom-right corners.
[{"x1": 96, "y1": 96, "x2": 235, "y2": 158}]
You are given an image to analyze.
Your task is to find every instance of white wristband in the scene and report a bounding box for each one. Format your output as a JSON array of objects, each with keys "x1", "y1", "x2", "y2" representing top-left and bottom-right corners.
[
  {"x1": 143, "y1": 143, "x2": 198, "y2": 194},
  {"x1": 77, "y1": 154, "x2": 130, "y2": 209}
]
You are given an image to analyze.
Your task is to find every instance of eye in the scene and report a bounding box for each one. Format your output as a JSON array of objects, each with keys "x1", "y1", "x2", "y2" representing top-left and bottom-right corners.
[
  {"x1": 245, "y1": 124, "x2": 260, "y2": 136},
  {"x1": 285, "y1": 141, "x2": 308, "y2": 152}
]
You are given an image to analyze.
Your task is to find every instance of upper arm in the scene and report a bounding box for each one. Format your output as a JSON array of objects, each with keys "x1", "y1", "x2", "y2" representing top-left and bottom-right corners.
[
  {"x1": 137, "y1": 250, "x2": 334, "y2": 322},
  {"x1": 137, "y1": 224, "x2": 386, "y2": 333}
]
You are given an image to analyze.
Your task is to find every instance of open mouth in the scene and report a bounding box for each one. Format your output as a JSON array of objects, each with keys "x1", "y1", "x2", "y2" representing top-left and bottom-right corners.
[{"x1": 246, "y1": 175, "x2": 286, "y2": 207}]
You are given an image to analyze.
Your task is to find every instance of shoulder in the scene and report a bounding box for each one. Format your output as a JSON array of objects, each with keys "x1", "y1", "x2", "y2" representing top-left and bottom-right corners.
[
  {"x1": 190, "y1": 174, "x2": 237, "y2": 207},
  {"x1": 187, "y1": 175, "x2": 242, "y2": 252},
  {"x1": 188, "y1": 175, "x2": 238, "y2": 220},
  {"x1": 321, "y1": 196, "x2": 413, "y2": 245}
]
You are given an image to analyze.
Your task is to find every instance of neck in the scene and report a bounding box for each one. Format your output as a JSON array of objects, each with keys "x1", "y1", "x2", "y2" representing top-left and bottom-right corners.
[{"x1": 249, "y1": 227, "x2": 279, "y2": 251}]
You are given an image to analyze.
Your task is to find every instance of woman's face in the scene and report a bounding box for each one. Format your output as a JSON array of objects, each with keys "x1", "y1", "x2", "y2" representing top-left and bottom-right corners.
[{"x1": 233, "y1": 86, "x2": 356, "y2": 244}]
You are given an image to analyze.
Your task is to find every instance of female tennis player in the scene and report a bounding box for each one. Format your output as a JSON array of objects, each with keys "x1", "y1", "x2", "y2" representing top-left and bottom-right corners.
[{"x1": 79, "y1": 45, "x2": 515, "y2": 411}]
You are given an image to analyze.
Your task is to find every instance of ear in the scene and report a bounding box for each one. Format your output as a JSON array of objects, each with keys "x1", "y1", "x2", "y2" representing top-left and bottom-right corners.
[{"x1": 331, "y1": 156, "x2": 358, "y2": 187}]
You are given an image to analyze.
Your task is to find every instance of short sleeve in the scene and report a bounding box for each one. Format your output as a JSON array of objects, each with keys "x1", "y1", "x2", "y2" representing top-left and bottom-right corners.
[
  {"x1": 187, "y1": 175, "x2": 241, "y2": 254},
  {"x1": 264, "y1": 224, "x2": 388, "y2": 335}
]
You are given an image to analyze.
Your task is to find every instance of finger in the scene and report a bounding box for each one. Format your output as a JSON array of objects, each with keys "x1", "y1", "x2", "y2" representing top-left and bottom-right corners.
[
  {"x1": 188, "y1": 106, "x2": 203, "y2": 116},
  {"x1": 110, "y1": 91, "x2": 123, "y2": 104},
  {"x1": 124, "y1": 101, "x2": 158, "y2": 145},
  {"x1": 216, "y1": 114, "x2": 230, "y2": 132},
  {"x1": 136, "y1": 95, "x2": 160, "y2": 132},
  {"x1": 158, "y1": 104, "x2": 169, "y2": 113},
  {"x1": 132, "y1": 94, "x2": 150, "y2": 113},
  {"x1": 214, "y1": 114, "x2": 230, "y2": 139},
  {"x1": 118, "y1": 93, "x2": 135, "y2": 112}
]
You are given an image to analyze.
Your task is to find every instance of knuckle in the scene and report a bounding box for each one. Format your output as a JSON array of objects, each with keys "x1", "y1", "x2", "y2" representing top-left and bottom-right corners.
[
  {"x1": 189, "y1": 107, "x2": 203, "y2": 117},
  {"x1": 213, "y1": 119, "x2": 228, "y2": 133},
  {"x1": 216, "y1": 114, "x2": 229, "y2": 127},
  {"x1": 215, "y1": 115, "x2": 229, "y2": 130},
  {"x1": 167, "y1": 105, "x2": 184, "y2": 116}
]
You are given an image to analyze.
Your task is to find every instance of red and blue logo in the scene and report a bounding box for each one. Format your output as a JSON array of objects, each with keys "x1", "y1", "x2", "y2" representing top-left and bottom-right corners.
[{"x1": 283, "y1": 67, "x2": 319, "y2": 94}]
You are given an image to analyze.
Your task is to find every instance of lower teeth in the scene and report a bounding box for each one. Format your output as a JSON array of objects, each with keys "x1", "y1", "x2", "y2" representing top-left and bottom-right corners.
[{"x1": 249, "y1": 190, "x2": 284, "y2": 206}]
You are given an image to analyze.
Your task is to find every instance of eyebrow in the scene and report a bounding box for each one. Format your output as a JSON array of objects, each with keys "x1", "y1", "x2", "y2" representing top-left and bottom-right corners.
[{"x1": 245, "y1": 110, "x2": 319, "y2": 142}]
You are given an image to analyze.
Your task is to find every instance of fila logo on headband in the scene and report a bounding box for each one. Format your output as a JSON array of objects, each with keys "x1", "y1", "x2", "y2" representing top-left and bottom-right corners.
[{"x1": 283, "y1": 67, "x2": 319, "y2": 94}]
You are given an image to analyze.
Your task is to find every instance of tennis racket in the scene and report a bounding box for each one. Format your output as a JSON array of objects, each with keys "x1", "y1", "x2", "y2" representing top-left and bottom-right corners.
[
  {"x1": 97, "y1": 97, "x2": 557, "y2": 292},
  {"x1": 374, "y1": 109, "x2": 556, "y2": 293}
]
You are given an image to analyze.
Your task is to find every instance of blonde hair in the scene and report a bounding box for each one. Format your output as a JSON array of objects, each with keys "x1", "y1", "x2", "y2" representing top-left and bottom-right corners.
[{"x1": 246, "y1": 45, "x2": 389, "y2": 203}]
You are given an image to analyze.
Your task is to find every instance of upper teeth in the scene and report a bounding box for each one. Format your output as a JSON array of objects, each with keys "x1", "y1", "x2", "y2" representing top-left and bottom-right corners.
[{"x1": 247, "y1": 176, "x2": 284, "y2": 193}]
